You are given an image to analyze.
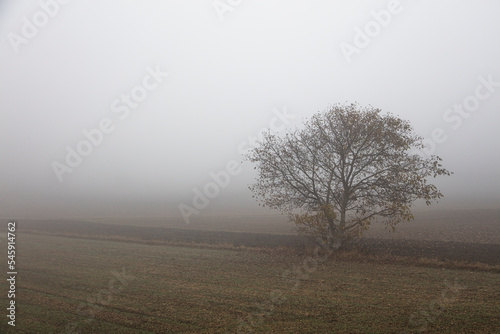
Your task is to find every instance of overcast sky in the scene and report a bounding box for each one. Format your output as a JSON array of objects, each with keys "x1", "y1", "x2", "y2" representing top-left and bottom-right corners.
[{"x1": 1, "y1": 0, "x2": 499, "y2": 221}]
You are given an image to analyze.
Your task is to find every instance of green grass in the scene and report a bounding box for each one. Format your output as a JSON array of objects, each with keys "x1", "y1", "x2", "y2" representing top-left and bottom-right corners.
[{"x1": 0, "y1": 232, "x2": 499, "y2": 333}]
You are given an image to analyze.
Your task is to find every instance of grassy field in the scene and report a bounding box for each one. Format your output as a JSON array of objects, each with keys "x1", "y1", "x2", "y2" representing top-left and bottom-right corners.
[
  {"x1": 1, "y1": 231, "x2": 499, "y2": 333},
  {"x1": 82, "y1": 208, "x2": 500, "y2": 244}
]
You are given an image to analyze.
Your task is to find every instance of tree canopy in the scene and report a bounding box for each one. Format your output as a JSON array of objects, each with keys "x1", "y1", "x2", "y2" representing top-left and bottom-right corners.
[{"x1": 247, "y1": 103, "x2": 452, "y2": 248}]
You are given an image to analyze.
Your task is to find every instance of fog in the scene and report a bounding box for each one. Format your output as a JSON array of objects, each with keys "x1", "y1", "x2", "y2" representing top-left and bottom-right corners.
[{"x1": 1, "y1": 0, "x2": 499, "y2": 221}]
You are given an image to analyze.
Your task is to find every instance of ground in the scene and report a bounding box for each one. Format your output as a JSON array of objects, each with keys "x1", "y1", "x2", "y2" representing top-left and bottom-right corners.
[{"x1": 0, "y1": 209, "x2": 499, "y2": 333}]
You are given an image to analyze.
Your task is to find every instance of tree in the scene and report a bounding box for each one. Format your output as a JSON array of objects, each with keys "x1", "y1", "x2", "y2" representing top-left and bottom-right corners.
[{"x1": 246, "y1": 103, "x2": 452, "y2": 248}]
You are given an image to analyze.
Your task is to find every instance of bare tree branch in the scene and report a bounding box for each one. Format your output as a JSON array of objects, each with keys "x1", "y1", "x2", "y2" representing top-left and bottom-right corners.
[{"x1": 247, "y1": 103, "x2": 452, "y2": 247}]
